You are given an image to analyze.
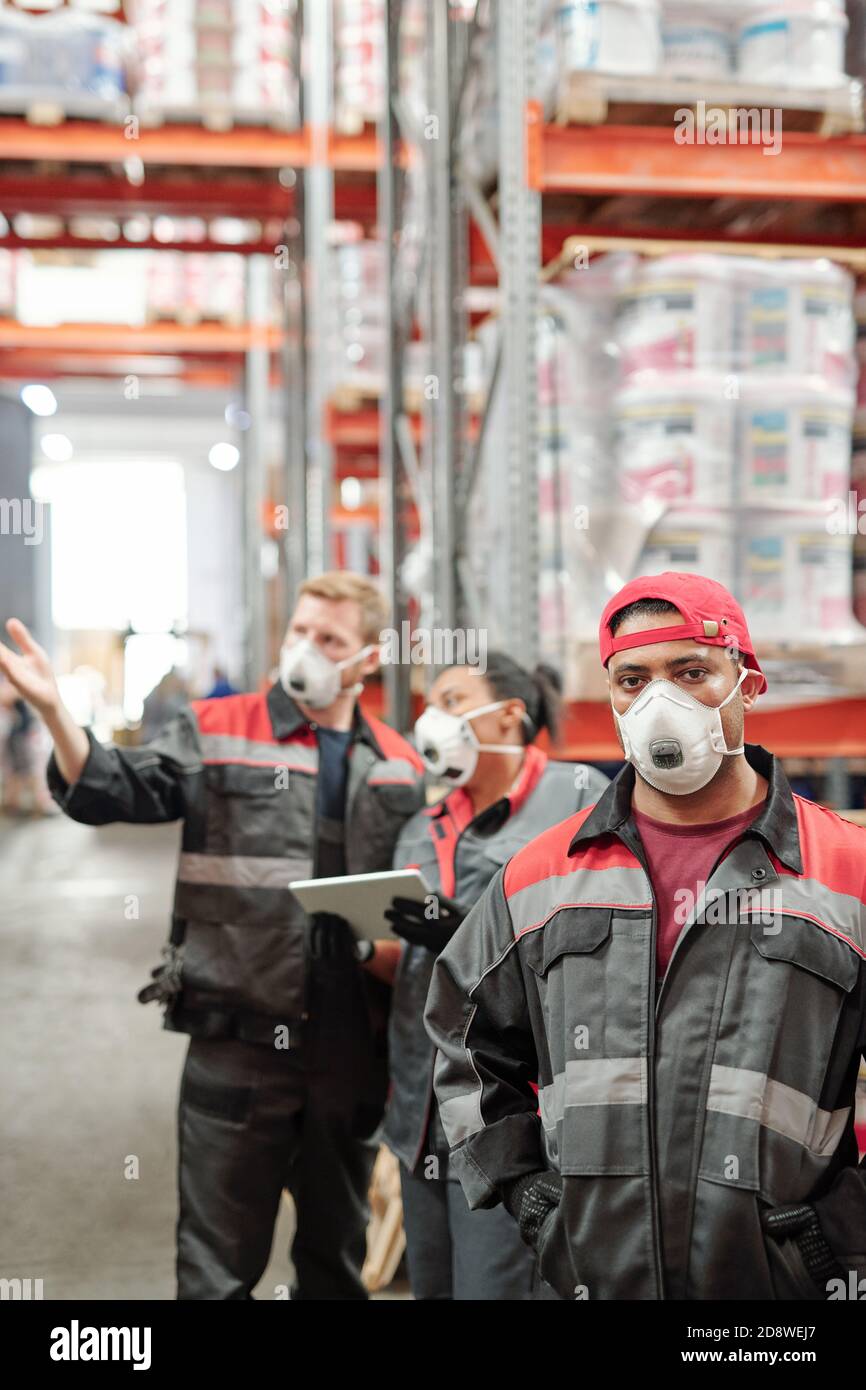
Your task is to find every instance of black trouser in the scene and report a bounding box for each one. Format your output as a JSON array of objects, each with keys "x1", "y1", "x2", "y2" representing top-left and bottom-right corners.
[
  {"x1": 399, "y1": 1162, "x2": 555, "y2": 1301},
  {"x1": 176, "y1": 957, "x2": 386, "y2": 1300}
]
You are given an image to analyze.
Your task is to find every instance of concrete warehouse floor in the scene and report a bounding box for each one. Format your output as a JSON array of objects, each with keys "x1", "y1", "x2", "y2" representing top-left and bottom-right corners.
[{"x1": 0, "y1": 811, "x2": 407, "y2": 1301}]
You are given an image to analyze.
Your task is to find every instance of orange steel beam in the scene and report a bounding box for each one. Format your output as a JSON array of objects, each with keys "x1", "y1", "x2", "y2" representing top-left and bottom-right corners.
[
  {"x1": 0, "y1": 120, "x2": 399, "y2": 173},
  {"x1": 2, "y1": 233, "x2": 277, "y2": 255},
  {"x1": 333, "y1": 455, "x2": 380, "y2": 478},
  {"x1": 0, "y1": 171, "x2": 374, "y2": 224},
  {"x1": 323, "y1": 402, "x2": 482, "y2": 447},
  {"x1": 323, "y1": 403, "x2": 421, "y2": 448},
  {"x1": 526, "y1": 102, "x2": 866, "y2": 203},
  {"x1": 0, "y1": 353, "x2": 290, "y2": 388},
  {"x1": 326, "y1": 128, "x2": 382, "y2": 172},
  {"x1": 0, "y1": 355, "x2": 248, "y2": 384},
  {"x1": 556, "y1": 697, "x2": 866, "y2": 762},
  {"x1": 323, "y1": 125, "x2": 409, "y2": 171},
  {"x1": 0, "y1": 319, "x2": 284, "y2": 352},
  {"x1": 0, "y1": 120, "x2": 311, "y2": 168},
  {"x1": 0, "y1": 170, "x2": 293, "y2": 218}
]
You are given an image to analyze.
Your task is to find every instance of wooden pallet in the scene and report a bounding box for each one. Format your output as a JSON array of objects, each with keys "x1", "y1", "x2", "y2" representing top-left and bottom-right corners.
[
  {"x1": 0, "y1": 91, "x2": 131, "y2": 126},
  {"x1": 403, "y1": 384, "x2": 486, "y2": 416},
  {"x1": 556, "y1": 72, "x2": 865, "y2": 138},
  {"x1": 333, "y1": 111, "x2": 380, "y2": 139},
  {"x1": 329, "y1": 384, "x2": 486, "y2": 418},
  {"x1": 134, "y1": 103, "x2": 300, "y2": 134},
  {"x1": 145, "y1": 310, "x2": 248, "y2": 330},
  {"x1": 328, "y1": 383, "x2": 384, "y2": 414}
]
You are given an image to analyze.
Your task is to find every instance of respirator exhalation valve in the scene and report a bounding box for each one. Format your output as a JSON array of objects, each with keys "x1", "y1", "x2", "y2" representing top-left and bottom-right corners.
[{"x1": 650, "y1": 738, "x2": 684, "y2": 770}]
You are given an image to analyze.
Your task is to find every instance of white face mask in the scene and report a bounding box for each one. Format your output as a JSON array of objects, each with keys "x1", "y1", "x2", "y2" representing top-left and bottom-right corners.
[
  {"x1": 279, "y1": 638, "x2": 376, "y2": 710},
  {"x1": 613, "y1": 667, "x2": 748, "y2": 796},
  {"x1": 413, "y1": 700, "x2": 527, "y2": 787}
]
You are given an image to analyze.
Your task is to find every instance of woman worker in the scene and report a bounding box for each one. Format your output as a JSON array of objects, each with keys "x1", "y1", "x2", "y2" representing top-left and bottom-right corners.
[{"x1": 379, "y1": 652, "x2": 610, "y2": 1300}]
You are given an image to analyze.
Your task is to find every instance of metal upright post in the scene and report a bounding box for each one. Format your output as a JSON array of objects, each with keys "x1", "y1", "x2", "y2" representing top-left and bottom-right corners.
[
  {"x1": 242, "y1": 254, "x2": 271, "y2": 688},
  {"x1": 425, "y1": 0, "x2": 462, "y2": 637},
  {"x1": 282, "y1": 8, "x2": 308, "y2": 609},
  {"x1": 498, "y1": 0, "x2": 541, "y2": 667},
  {"x1": 378, "y1": 0, "x2": 412, "y2": 730},
  {"x1": 378, "y1": 0, "x2": 478, "y2": 702},
  {"x1": 281, "y1": 214, "x2": 307, "y2": 608},
  {"x1": 304, "y1": 0, "x2": 335, "y2": 577}
]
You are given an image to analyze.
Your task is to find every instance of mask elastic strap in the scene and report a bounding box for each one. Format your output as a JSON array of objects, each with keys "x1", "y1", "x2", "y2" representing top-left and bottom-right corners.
[
  {"x1": 461, "y1": 699, "x2": 506, "y2": 721},
  {"x1": 335, "y1": 643, "x2": 378, "y2": 672},
  {"x1": 338, "y1": 644, "x2": 379, "y2": 698},
  {"x1": 717, "y1": 664, "x2": 749, "y2": 708},
  {"x1": 463, "y1": 699, "x2": 533, "y2": 730},
  {"x1": 712, "y1": 666, "x2": 749, "y2": 756},
  {"x1": 462, "y1": 699, "x2": 528, "y2": 757}
]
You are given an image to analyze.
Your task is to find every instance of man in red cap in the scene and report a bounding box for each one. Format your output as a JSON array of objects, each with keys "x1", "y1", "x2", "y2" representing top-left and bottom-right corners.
[{"x1": 425, "y1": 572, "x2": 866, "y2": 1300}]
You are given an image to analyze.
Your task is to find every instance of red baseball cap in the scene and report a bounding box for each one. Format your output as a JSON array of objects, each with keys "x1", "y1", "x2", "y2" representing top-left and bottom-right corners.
[{"x1": 599, "y1": 572, "x2": 768, "y2": 694}]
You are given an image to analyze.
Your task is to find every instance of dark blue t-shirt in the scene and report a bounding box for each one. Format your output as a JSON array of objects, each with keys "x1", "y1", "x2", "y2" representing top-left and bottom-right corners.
[{"x1": 315, "y1": 726, "x2": 353, "y2": 821}]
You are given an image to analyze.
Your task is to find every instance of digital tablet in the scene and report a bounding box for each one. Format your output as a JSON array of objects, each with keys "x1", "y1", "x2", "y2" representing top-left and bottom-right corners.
[{"x1": 288, "y1": 868, "x2": 433, "y2": 942}]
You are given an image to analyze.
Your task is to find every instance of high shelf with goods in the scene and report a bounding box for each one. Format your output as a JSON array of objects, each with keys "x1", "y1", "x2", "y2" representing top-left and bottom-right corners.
[{"x1": 452, "y1": 0, "x2": 866, "y2": 790}]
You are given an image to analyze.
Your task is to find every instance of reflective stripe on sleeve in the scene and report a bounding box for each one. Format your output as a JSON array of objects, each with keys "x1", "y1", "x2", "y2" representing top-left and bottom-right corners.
[{"x1": 437, "y1": 1088, "x2": 485, "y2": 1146}]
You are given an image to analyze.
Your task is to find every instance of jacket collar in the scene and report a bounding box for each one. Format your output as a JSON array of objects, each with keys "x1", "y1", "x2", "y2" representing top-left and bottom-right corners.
[
  {"x1": 569, "y1": 743, "x2": 803, "y2": 874},
  {"x1": 265, "y1": 681, "x2": 386, "y2": 757},
  {"x1": 429, "y1": 745, "x2": 549, "y2": 837}
]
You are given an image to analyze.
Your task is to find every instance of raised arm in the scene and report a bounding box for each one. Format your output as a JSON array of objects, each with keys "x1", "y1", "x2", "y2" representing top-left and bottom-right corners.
[
  {"x1": 0, "y1": 617, "x2": 197, "y2": 825},
  {"x1": 0, "y1": 618, "x2": 89, "y2": 786}
]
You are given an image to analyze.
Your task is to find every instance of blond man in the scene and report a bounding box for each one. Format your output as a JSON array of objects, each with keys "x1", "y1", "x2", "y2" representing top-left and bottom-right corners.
[{"x1": 1, "y1": 573, "x2": 425, "y2": 1300}]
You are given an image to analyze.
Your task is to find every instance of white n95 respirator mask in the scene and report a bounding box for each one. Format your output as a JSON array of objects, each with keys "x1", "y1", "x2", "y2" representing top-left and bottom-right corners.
[
  {"x1": 413, "y1": 701, "x2": 527, "y2": 787},
  {"x1": 279, "y1": 638, "x2": 376, "y2": 710},
  {"x1": 613, "y1": 667, "x2": 748, "y2": 796}
]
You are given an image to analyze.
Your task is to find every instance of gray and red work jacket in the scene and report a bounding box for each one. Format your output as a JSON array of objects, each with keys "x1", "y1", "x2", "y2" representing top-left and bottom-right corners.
[
  {"x1": 47, "y1": 682, "x2": 425, "y2": 1046},
  {"x1": 425, "y1": 746, "x2": 866, "y2": 1300},
  {"x1": 383, "y1": 746, "x2": 610, "y2": 1173}
]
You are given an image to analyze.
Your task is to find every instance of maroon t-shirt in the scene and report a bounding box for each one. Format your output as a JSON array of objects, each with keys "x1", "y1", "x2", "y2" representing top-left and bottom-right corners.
[{"x1": 632, "y1": 801, "x2": 767, "y2": 980}]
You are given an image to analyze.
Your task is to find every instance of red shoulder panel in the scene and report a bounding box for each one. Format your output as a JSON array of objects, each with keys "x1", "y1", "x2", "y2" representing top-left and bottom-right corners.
[
  {"x1": 365, "y1": 714, "x2": 425, "y2": 773},
  {"x1": 504, "y1": 805, "x2": 590, "y2": 898},
  {"x1": 504, "y1": 805, "x2": 643, "y2": 899},
  {"x1": 189, "y1": 692, "x2": 276, "y2": 743},
  {"x1": 788, "y1": 795, "x2": 866, "y2": 905}
]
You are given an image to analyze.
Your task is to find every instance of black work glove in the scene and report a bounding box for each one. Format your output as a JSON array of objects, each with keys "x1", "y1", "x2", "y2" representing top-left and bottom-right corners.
[
  {"x1": 309, "y1": 911, "x2": 358, "y2": 960},
  {"x1": 383, "y1": 893, "x2": 466, "y2": 952},
  {"x1": 137, "y1": 944, "x2": 184, "y2": 1005},
  {"x1": 761, "y1": 1201, "x2": 844, "y2": 1296},
  {"x1": 502, "y1": 1170, "x2": 564, "y2": 1252}
]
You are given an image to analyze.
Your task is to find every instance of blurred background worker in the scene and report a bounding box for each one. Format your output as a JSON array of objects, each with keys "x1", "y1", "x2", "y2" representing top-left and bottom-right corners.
[
  {"x1": 0, "y1": 674, "x2": 53, "y2": 816},
  {"x1": 0, "y1": 572, "x2": 425, "y2": 1301},
  {"x1": 204, "y1": 666, "x2": 238, "y2": 700},
  {"x1": 139, "y1": 667, "x2": 191, "y2": 743},
  {"x1": 378, "y1": 653, "x2": 610, "y2": 1300}
]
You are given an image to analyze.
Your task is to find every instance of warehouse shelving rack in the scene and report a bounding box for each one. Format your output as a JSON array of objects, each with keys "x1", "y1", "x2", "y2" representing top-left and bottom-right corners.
[
  {"x1": 527, "y1": 116, "x2": 866, "y2": 202},
  {"x1": 0, "y1": 0, "x2": 386, "y2": 689},
  {"x1": 4, "y1": 0, "x2": 866, "y2": 781},
  {"x1": 419, "y1": 0, "x2": 866, "y2": 791},
  {"x1": 376, "y1": 0, "x2": 489, "y2": 727}
]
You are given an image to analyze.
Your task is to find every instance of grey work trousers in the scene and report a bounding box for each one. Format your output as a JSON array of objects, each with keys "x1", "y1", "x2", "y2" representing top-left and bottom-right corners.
[
  {"x1": 399, "y1": 1162, "x2": 560, "y2": 1300},
  {"x1": 176, "y1": 958, "x2": 385, "y2": 1300}
]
